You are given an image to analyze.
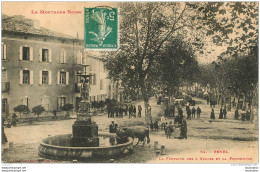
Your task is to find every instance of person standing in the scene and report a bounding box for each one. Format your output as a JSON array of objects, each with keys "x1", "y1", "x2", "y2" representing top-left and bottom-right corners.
[
  {"x1": 2, "y1": 117, "x2": 8, "y2": 144},
  {"x1": 197, "y1": 106, "x2": 201, "y2": 118},
  {"x1": 234, "y1": 108, "x2": 239, "y2": 120},
  {"x1": 210, "y1": 108, "x2": 215, "y2": 119},
  {"x1": 11, "y1": 113, "x2": 17, "y2": 126},
  {"x1": 129, "y1": 105, "x2": 133, "y2": 118},
  {"x1": 219, "y1": 107, "x2": 223, "y2": 119},
  {"x1": 154, "y1": 120, "x2": 159, "y2": 131},
  {"x1": 150, "y1": 120, "x2": 154, "y2": 131},
  {"x1": 223, "y1": 107, "x2": 227, "y2": 119},
  {"x1": 52, "y1": 110, "x2": 57, "y2": 120},
  {"x1": 133, "y1": 106, "x2": 137, "y2": 117},
  {"x1": 109, "y1": 121, "x2": 116, "y2": 133},
  {"x1": 172, "y1": 105, "x2": 175, "y2": 117},
  {"x1": 246, "y1": 109, "x2": 251, "y2": 121},
  {"x1": 115, "y1": 105, "x2": 119, "y2": 118},
  {"x1": 187, "y1": 106, "x2": 191, "y2": 120},
  {"x1": 138, "y1": 105, "x2": 142, "y2": 117},
  {"x1": 192, "y1": 107, "x2": 196, "y2": 118},
  {"x1": 166, "y1": 122, "x2": 173, "y2": 139},
  {"x1": 180, "y1": 117, "x2": 187, "y2": 139},
  {"x1": 125, "y1": 104, "x2": 128, "y2": 116},
  {"x1": 107, "y1": 105, "x2": 111, "y2": 118},
  {"x1": 111, "y1": 106, "x2": 115, "y2": 118},
  {"x1": 178, "y1": 107, "x2": 183, "y2": 119},
  {"x1": 119, "y1": 105, "x2": 123, "y2": 118}
]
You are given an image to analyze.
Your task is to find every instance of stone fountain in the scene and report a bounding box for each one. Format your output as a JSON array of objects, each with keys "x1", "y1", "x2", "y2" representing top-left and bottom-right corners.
[{"x1": 38, "y1": 65, "x2": 133, "y2": 161}]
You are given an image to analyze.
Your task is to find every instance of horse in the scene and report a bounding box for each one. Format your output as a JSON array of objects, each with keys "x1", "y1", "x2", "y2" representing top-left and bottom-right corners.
[{"x1": 116, "y1": 126, "x2": 150, "y2": 146}]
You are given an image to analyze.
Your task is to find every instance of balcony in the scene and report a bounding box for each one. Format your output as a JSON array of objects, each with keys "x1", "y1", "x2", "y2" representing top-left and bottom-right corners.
[{"x1": 2, "y1": 82, "x2": 10, "y2": 92}]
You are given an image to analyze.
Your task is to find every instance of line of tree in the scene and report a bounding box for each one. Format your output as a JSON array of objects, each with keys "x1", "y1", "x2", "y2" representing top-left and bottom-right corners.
[{"x1": 103, "y1": 2, "x2": 258, "y2": 123}]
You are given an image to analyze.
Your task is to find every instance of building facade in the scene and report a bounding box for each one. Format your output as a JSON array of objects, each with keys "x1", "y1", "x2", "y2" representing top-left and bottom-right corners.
[{"x1": 2, "y1": 15, "x2": 115, "y2": 117}]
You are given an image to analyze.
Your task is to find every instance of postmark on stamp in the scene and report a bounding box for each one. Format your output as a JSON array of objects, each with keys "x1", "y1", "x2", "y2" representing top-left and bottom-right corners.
[{"x1": 84, "y1": 7, "x2": 119, "y2": 51}]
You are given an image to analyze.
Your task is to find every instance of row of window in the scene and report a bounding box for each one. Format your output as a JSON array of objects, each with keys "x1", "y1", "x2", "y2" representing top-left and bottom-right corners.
[
  {"x1": 1, "y1": 43, "x2": 89, "y2": 66},
  {"x1": 19, "y1": 69, "x2": 69, "y2": 85},
  {"x1": 2, "y1": 69, "x2": 98, "y2": 86},
  {"x1": 2, "y1": 43, "x2": 108, "y2": 73}
]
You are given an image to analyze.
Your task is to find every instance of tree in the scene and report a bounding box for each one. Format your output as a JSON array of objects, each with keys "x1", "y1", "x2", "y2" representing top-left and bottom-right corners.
[
  {"x1": 198, "y1": 46, "x2": 258, "y2": 111},
  {"x1": 105, "y1": 2, "x2": 202, "y2": 123},
  {"x1": 32, "y1": 105, "x2": 45, "y2": 118},
  {"x1": 13, "y1": 105, "x2": 29, "y2": 118},
  {"x1": 61, "y1": 104, "x2": 74, "y2": 118},
  {"x1": 156, "y1": 35, "x2": 199, "y2": 106},
  {"x1": 196, "y1": 2, "x2": 258, "y2": 57}
]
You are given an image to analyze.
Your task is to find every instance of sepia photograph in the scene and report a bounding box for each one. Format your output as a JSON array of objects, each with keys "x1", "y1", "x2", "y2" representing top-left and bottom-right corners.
[{"x1": 1, "y1": 1, "x2": 258, "y2": 167}]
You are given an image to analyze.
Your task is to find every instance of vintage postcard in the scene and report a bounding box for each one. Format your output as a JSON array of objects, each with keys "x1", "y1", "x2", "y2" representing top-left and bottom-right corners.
[{"x1": 1, "y1": 1, "x2": 258, "y2": 167}]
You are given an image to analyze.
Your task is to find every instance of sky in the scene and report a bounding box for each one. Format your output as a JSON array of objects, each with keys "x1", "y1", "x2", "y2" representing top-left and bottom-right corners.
[{"x1": 2, "y1": 2, "x2": 226, "y2": 64}]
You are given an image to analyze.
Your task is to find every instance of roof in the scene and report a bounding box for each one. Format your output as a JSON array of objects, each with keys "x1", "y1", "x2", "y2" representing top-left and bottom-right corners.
[{"x1": 2, "y1": 14, "x2": 80, "y2": 40}]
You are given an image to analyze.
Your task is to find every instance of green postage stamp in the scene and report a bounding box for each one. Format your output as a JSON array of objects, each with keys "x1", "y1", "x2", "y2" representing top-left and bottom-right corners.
[{"x1": 84, "y1": 7, "x2": 119, "y2": 51}]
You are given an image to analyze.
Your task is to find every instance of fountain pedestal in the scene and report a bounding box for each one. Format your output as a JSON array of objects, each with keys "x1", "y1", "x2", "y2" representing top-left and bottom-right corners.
[
  {"x1": 72, "y1": 121, "x2": 99, "y2": 147},
  {"x1": 71, "y1": 100, "x2": 99, "y2": 147}
]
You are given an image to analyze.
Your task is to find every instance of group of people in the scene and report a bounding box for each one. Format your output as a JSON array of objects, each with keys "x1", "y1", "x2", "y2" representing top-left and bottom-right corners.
[
  {"x1": 210, "y1": 107, "x2": 227, "y2": 120},
  {"x1": 150, "y1": 106, "x2": 187, "y2": 139},
  {"x1": 109, "y1": 121, "x2": 118, "y2": 133},
  {"x1": 235, "y1": 108, "x2": 251, "y2": 121},
  {"x1": 206, "y1": 97, "x2": 217, "y2": 108},
  {"x1": 107, "y1": 104, "x2": 142, "y2": 118},
  {"x1": 128, "y1": 105, "x2": 142, "y2": 118},
  {"x1": 164, "y1": 105, "x2": 176, "y2": 117},
  {"x1": 150, "y1": 120, "x2": 159, "y2": 131},
  {"x1": 107, "y1": 105, "x2": 127, "y2": 118},
  {"x1": 186, "y1": 106, "x2": 201, "y2": 120}
]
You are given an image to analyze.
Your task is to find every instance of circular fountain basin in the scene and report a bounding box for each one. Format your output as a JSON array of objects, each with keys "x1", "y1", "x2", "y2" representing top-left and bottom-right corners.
[{"x1": 38, "y1": 132, "x2": 134, "y2": 160}]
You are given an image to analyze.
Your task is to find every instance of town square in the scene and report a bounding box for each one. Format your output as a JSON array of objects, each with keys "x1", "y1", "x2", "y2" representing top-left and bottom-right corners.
[{"x1": 1, "y1": 2, "x2": 258, "y2": 165}]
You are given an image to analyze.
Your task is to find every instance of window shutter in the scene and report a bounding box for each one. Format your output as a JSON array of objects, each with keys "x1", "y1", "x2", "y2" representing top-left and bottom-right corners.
[
  {"x1": 80, "y1": 52, "x2": 83, "y2": 64},
  {"x1": 89, "y1": 73, "x2": 92, "y2": 85},
  {"x1": 94, "y1": 74, "x2": 96, "y2": 85},
  {"x1": 49, "y1": 71, "x2": 52, "y2": 85},
  {"x1": 22, "y1": 98, "x2": 27, "y2": 105},
  {"x1": 64, "y1": 50, "x2": 67, "y2": 63},
  {"x1": 39, "y1": 48, "x2": 42, "y2": 62},
  {"x1": 29, "y1": 47, "x2": 33, "y2": 61},
  {"x1": 39, "y1": 70, "x2": 42, "y2": 85},
  {"x1": 57, "y1": 71, "x2": 60, "y2": 85},
  {"x1": 59, "y1": 50, "x2": 63, "y2": 63},
  {"x1": 74, "y1": 53, "x2": 77, "y2": 64},
  {"x1": 3, "y1": 44, "x2": 7, "y2": 59},
  {"x1": 19, "y1": 46, "x2": 22, "y2": 60},
  {"x1": 30, "y1": 70, "x2": 33, "y2": 85},
  {"x1": 49, "y1": 49, "x2": 52, "y2": 62},
  {"x1": 19, "y1": 70, "x2": 23, "y2": 84},
  {"x1": 57, "y1": 97, "x2": 60, "y2": 110},
  {"x1": 66, "y1": 72, "x2": 69, "y2": 85}
]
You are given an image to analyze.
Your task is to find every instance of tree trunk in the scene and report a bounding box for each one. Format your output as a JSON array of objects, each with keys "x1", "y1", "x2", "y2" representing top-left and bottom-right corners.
[
  {"x1": 229, "y1": 92, "x2": 232, "y2": 111},
  {"x1": 232, "y1": 95, "x2": 236, "y2": 108},
  {"x1": 237, "y1": 94, "x2": 241, "y2": 109},
  {"x1": 140, "y1": 82, "x2": 151, "y2": 124}
]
